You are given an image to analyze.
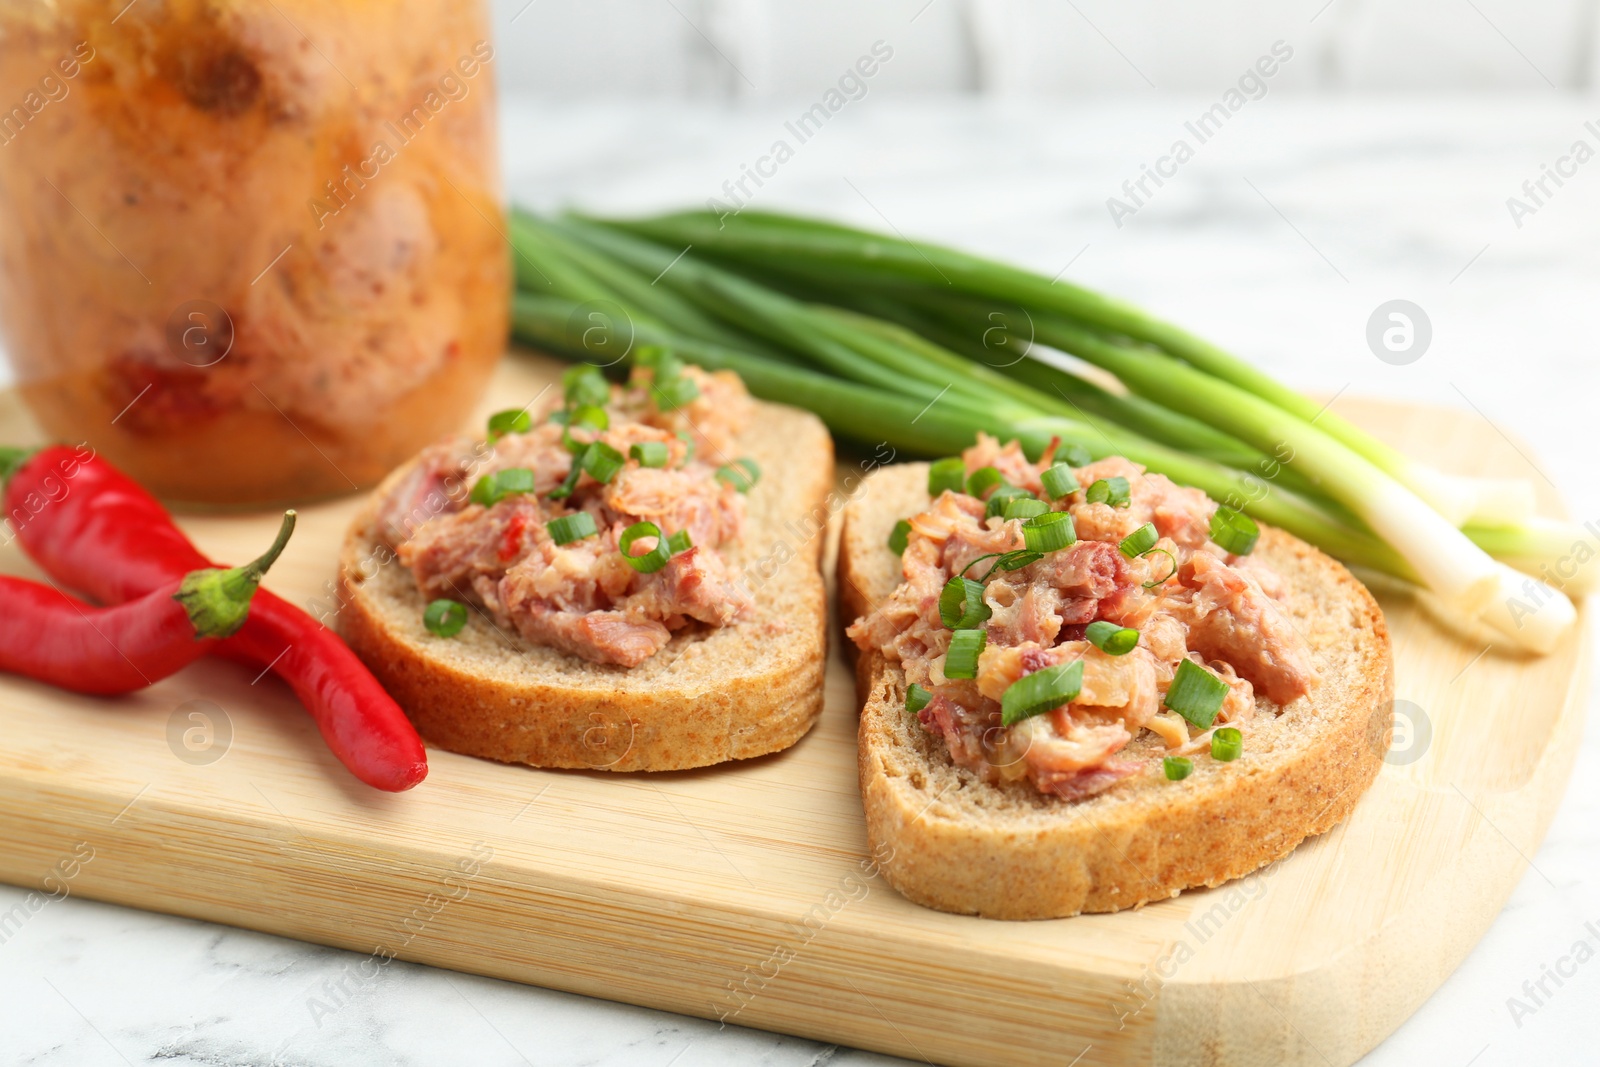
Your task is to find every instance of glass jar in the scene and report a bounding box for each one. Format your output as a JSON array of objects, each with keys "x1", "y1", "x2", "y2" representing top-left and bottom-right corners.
[{"x1": 0, "y1": 0, "x2": 507, "y2": 505}]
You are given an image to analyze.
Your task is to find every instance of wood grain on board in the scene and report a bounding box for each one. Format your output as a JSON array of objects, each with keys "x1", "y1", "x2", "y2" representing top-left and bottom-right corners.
[{"x1": 0, "y1": 353, "x2": 1588, "y2": 1067}]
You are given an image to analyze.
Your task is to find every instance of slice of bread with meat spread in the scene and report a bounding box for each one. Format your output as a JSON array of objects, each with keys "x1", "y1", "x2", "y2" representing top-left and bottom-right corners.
[
  {"x1": 338, "y1": 363, "x2": 833, "y2": 772},
  {"x1": 839, "y1": 456, "x2": 1393, "y2": 920}
]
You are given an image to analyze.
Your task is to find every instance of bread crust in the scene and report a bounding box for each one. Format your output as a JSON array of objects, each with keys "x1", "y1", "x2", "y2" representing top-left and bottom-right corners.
[
  {"x1": 841, "y1": 462, "x2": 1394, "y2": 919},
  {"x1": 337, "y1": 400, "x2": 835, "y2": 772}
]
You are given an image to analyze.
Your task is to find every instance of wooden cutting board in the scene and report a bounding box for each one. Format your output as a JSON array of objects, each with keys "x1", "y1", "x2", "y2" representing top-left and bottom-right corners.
[{"x1": 0, "y1": 352, "x2": 1588, "y2": 1067}]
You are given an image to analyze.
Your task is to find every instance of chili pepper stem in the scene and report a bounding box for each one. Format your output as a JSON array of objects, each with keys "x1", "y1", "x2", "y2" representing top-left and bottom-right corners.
[
  {"x1": 0, "y1": 446, "x2": 39, "y2": 484},
  {"x1": 172, "y1": 510, "x2": 297, "y2": 640}
]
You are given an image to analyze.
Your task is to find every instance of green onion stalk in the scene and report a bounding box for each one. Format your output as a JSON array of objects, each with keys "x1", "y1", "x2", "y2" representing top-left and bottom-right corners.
[
  {"x1": 505, "y1": 210, "x2": 1578, "y2": 652},
  {"x1": 589, "y1": 211, "x2": 1594, "y2": 595},
  {"x1": 595, "y1": 210, "x2": 1541, "y2": 527}
]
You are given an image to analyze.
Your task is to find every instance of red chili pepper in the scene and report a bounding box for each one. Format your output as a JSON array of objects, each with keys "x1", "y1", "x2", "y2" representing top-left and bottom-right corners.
[
  {"x1": 0, "y1": 512, "x2": 294, "y2": 695},
  {"x1": 1, "y1": 445, "x2": 428, "y2": 792}
]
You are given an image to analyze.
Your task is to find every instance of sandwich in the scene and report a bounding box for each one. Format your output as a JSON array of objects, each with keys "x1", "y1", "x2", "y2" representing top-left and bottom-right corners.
[
  {"x1": 339, "y1": 353, "x2": 833, "y2": 771},
  {"x1": 839, "y1": 437, "x2": 1393, "y2": 919}
]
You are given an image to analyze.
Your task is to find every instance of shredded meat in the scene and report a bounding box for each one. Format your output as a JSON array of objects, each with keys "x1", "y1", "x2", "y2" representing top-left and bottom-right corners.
[
  {"x1": 847, "y1": 436, "x2": 1318, "y2": 801},
  {"x1": 383, "y1": 367, "x2": 756, "y2": 666}
]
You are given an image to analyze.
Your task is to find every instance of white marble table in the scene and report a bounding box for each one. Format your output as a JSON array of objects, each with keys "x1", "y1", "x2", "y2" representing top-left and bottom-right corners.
[{"x1": 2, "y1": 95, "x2": 1597, "y2": 1067}]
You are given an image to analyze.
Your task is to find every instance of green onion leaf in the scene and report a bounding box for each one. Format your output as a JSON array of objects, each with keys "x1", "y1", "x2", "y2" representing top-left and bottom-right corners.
[
  {"x1": 1085, "y1": 476, "x2": 1131, "y2": 507},
  {"x1": 630, "y1": 441, "x2": 670, "y2": 468},
  {"x1": 939, "y1": 576, "x2": 992, "y2": 630},
  {"x1": 985, "y1": 485, "x2": 1030, "y2": 519},
  {"x1": 581, "y1": 441, "x2": 626, "y2": 484},
  {"x1": 619, "y1": 521, "x2": 672, "y2": 573},
  {"x1": 1164, "y1": 659, "x2": 1229, "y2": 728},
  {"x1": 1085, "y1": 620, "x2": 1140, "y2": 656},
  {"x1": 1061, "y1": 444, "x2": 1093, "y2": 467},
  {"x1": 1142, "y1": 548, "x2": 1179, "y2": 589},
  {"x1": 905, "y1": 683, "x2": 931, "y2": 714},
  {"x1": 1120, "y1": 522, "x2": 1159, "y2": 558},
  {"x1": 980, "y1": 550, "x2": 1044, "y2": 580},
  {"x1": 943, "y1": 628, "x2": 986, "y2": 679},
  {"x1": 959, "y1": 552, "x2": 1004, "y2": 578},
  {"x1": 888, "y1": 519, "x2": 912, "y2": 555},
  {"x1": 1211, "y1": 726, "x2": 1243, "y2": 762},
  {"x1": 965, "y1": 466, "x2": 1004, "y2": 499},
  {"x1": 548, "y1": 512, "x2": 598, "y2": 545},
  {"x1": 470, "y1": 468, "x2": 536, "y2": 507},
  {"x1": 1210, "y1": 506, "x2": 1260, "y2": 555},
  {"x1": 423, "y1": 598, "x2": 467, "y2": 638},
  {"x1": 563, "y1": 404, "x2": 610, "y2": 453},
  {"x1": 562, "y1": 364, "x2": 611, "y2": 409},
  {"x1": 676, "y1": 429, "x2": 695, "y2": 465},
  {"x1": 928, "y1": 457, "x2": 966, "y2": 496},
  {"x1": 547, "y1": 460, "x2": 583, "y2": 501},
  {"x1": 1000, "y1": 660, "x2": 1084, "y2": 727},
  {"x1": 1021, "y1": 511, "x2": 1076, "y2": 552},
  {"x1": 486, "y1": 408, "x2": 531, "y2": 441},
  {"x1": 1163, "y1": 756, "x2": 1193, "y2": 781},
  {"x1": 653, "y1": 375, "x2": 701, "y2": 409},
  {"x1": 716, "y1": 457, "x2": 761, "y2": 492},
  {"x1": 1003, "y1": 496, "x2": 1049, "y2": 521},
  {"x1": 548, "y1": 409, "x2": 570, "y2": 426},
  {"x1": 1041, "y1": 464, "x2": 1079, "y2": 500},
  {"x1": 668, "y1": 529, "x2": 692, "y2": 555}
]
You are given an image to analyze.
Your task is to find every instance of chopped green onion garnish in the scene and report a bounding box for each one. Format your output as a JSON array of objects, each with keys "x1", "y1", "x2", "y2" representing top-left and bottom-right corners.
[
  {"x1": 486, "y1": 408, "x2": 531, "y2": 441},
  {"x1": 548, "y1": 512, "x2": 598, "y2": 545},
  {"x1": 1060, "y1": 444, "x2": 1093, "y2": 467},
  {"x1": 563, "y1": 404, "x2": 610, "y2": 453},
  {"x1": 653, "y1": 375, "x2": 700, "y2": 409},
  {"x1": 470, "y1": 468, "x2": 536, "y2": 507},
  {"x1": 959, "y1": 552, "x2": 1004, "y2": 578},
  {"x1": 1211, "y1": 726, "x2": 1243, "y2": 762},
  {"x1": 619, "y1": 521, "x2": 672, "y2": 573},
  {"x1": 562, "y1": 364, "x2": 611, "y2": 409},
  {"x1": 650, "y1": 357, "x2": 701, "y2": 408},
  {"x1": 1142, "y1": 548, "x2": 1179, "y2": 589},
  {"x1": 979, "y1": 550, "x2": 1044, "y2": 580},
  {"x1": 676, "y1": 429, "x2": 695, "y2": 465},
  {"x1": 1041, "y1": 464, "x2": 1079, "y2": 500},
  {"x1": 985, "y1": 485, "x2": 1030, "y2": 519},
  {"x1": 939, "y1": 576, "x2": 992, "y2": 630},
  {"x1": 630, "y1": 441, "x2": 670, "y2": 468},
  {"x1": 1000, "y1": 660, "x2": 1084, "y2": 727},
  {"x1": 1021, "y1": 511, "x2": 1076, "y2": 552},
  {"x1": 716, "y1": 457, "x2": 761, "y2": 492},
  {"x1": 1210, "y1": 506, "x2": 1260, "y2": 555},
  {"x1": 1164, "y1": 659, "x2": 1229, "y2": 728},
  {"x1": 1085, "y1": 476, "x2": 1131, "y2": 507},
  {"x1": 928, "y1": 457, "x2": 966, "y2": 496},
  {"x1": 965, "y1": 466, "x2": 1004, "y2": 499},
  {"x1": 548, "y1": 409, "x2": 570, "y2": 426},
  {"x1": 1163, "y1": 756, "x2": 1193, "y2": 781},
  {"x1": 905, "y1": 683, "x2": 931, "y2": 714},
  {"x1": 581, "y1": 441, "x2": 625, "y2": 484},
  {"x1": 548, "y1": 460, "x2": 582, "y2": 501},
  {"x1": 423, "y1": 598, "x2": 467, "y2": 637},
  {"x1": 1120, "y1": 522, "x2": 1159, "y2": 558},
  {"x1": 943, "y1": 628, "x2": 986, "y2": 679},
  {"x1": 888, "y1": 519, "x2": 912, "y2": 555},
  {"x1": 668, "y1": 529, "x2": 692, "y2": 555},
  {"x1": 1003, "y1": 496, "x2": 1049, "y2": 521},
  {"x1": 1085, "y1": 620, "x2": 1139, "y2": 656}
]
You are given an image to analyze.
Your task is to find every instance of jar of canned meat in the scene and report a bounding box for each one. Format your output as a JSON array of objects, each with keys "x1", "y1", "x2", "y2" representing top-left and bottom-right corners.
[{"x1": 0, "y1": 0, "x2": 508, "y2": 505}]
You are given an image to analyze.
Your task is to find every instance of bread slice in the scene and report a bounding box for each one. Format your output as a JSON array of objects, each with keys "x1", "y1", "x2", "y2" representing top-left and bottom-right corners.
[
  {"x1": 337, "y1": 400, "x2": 834, "y2": 772},
  {"x1": 839, "y1": 462, "x2": 1393, "y2": 920}
]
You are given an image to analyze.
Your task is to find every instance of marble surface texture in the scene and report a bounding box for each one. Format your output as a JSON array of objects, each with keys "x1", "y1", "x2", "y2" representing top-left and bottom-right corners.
[{"x1": 2, "y1": 94, "x2": 1598, "y2": 1066}]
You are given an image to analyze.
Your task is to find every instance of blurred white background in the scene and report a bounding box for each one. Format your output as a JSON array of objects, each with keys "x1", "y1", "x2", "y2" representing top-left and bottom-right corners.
[{"x1": 488, "y1": 0, "x2": 1598, "y2": 95}]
